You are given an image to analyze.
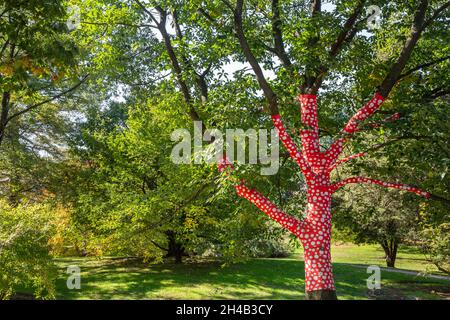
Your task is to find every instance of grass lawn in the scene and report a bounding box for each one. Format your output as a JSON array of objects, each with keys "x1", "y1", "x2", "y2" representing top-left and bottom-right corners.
[
  {"x1": 330, "y1": 243, "x2": 444, "y2": 274},
  {"x1": 51, "y1": 243, "x2": 450, "y2": 300}
]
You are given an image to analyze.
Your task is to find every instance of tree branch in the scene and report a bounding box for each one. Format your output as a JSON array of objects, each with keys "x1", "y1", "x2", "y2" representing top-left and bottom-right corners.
[
  {"x1": 301, "y1": 0, "x2": 322, "y2": 93},
  {"x1": 231, "y1": 0, "x2": 279, "y2": 115},
  {"x1": 271, "y1": 0, "x2": 292, "y2": 68},
  {"x1": 330, "y1": 176, "x2": 430, "y2": 198},
  {"x1": 272, "y1": 115, "x2": 315, "y2": 179},
  {"x1": 82, "y1": 21, "x2": 158, "y2": 29},
  {"x1": 425, "y1": 87, "x2": 450, "y2": 100},
  {"x1": 421, "y1": 1, "x2": 450, "y2": 31},
  {"x1": 398, "y1": 55, "x2": 450, "y2": 80},
  {"x1": 137, "y1": 3, "x2": 202, "y2": 122},
  {"x1": 150, "y1": 240, "x2": 169, "y2": 252},
  {"x1": 235, "y1": 183, "x2": 305, "y2": 237},
  {"x1": 0, "y1": 91, "x2": 11, "y2": 144},
  {"x1": 379, "y1": 0, "x2": 429, "y2": 98},
  {"x1": 197, "y1": 7, "x2": 215, "y2": 23},
  {"x1": 5, "y1": 74, "x2": 90, "y2": 125},
  {"x1": 325, "y1": 93, "x2": 385, "y2": 164},
  {"x1": 328, "y1": 151, "x2": 367, "y2": 172},
  {"x1": 134, "y1": 0, "x2": 160, "y2": 25},
  {"x1": 171, "y1": 7, "x2": 209, "y2": 103},
  {"x1": 310, "y1": 0, "x2": 366, "y2": 93}
]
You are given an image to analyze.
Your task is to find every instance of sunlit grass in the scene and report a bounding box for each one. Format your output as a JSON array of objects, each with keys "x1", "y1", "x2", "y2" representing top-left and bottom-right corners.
[
  {"x1": 329, "y1": 243, "x2": 442, "y2": 274},
  {"x1": 51, "y1": 244, "x2": 450, "y2": 300}
]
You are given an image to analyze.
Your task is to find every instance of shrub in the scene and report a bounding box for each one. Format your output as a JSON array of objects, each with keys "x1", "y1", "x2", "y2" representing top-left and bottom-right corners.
[
  {"x1": 420, "y1": 223, "x2": 450, "y2": 275},
  {"x1": 0, "y1": 201, "x2": 56, "y2": 299}
]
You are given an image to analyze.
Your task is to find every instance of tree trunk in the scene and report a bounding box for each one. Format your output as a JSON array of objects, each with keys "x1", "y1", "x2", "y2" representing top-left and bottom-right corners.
[
  {"x1": 174, "y1": 246, "x2": 184, "y2": 264},
  {"x1": 300, "y1": 176, "x2": 337, "y2": 300},
  {"x1": 165, "y1": 230, "x2": 185, "y2": 264},
  {"x1": 381, "y1": 239, "x2": 398, "y2": 268},
  {"x1": 305, "y1": 289, "x2": 338, "y2": 300}
]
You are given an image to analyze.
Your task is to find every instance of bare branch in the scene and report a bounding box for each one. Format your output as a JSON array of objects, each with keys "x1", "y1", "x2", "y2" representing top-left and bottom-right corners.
[
  {"x1": 231, "y1": 0, "x2": 278, "y2": 115},
  {"x1": 271, "y1": 0, "x2": 292, "y2": 68},
  {"x1": 421, "y1": 1, "x2": 450, "y2": 31},
  {"x1": 6, "y1": 74, "x2": 90, "y2": 124},
  {"x1": 379, "y1": 0, "x2": 429, "y2": 98},
  {"x1": 398, "y1": 54, "x2": 450, "y2": 80}
]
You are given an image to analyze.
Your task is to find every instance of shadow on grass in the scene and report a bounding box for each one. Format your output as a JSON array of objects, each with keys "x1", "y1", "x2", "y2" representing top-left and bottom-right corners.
[{"x1": 53, "y1": 257, "x2": 450, "y2": 300}]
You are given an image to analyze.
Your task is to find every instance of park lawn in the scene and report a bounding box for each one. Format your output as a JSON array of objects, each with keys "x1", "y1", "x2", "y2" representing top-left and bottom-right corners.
[
  {"x1": 52, "y1": 244, "x2": 450, "y2": 300},
  {"x1": 329, "y1": 243, "x2": 443, "y2": 274}
]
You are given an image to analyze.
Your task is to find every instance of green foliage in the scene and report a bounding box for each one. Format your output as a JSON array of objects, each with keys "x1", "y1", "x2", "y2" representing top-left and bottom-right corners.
[
  {"x1": 419, "y1": 223, "x2": 450, "y2": 275},
  {"x1": 333, "y1": 182, "x2": 420, "y2": 246},
  {"x1": 0, "y1": 200, "x2": 56, "y2": 299},
  {"x1": 53, "y1": 91, "x2": 292, "y2": 262}
]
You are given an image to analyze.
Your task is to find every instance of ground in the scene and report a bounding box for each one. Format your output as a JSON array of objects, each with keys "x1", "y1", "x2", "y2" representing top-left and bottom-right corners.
[{"x1": 42, "y1": 243, "x2": 450, "y2": 300}]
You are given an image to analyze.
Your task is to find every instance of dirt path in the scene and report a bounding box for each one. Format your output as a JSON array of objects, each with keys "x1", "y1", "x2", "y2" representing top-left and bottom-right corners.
[{"x1": 349, "y1": 263, "x2": 450, "y2": 281}]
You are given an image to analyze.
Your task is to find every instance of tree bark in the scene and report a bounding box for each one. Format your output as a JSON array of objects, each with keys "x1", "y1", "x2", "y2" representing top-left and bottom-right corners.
[
  {"x1": 305, "y1": 289, "x2": 338, "y2": 300},
  {"x1": 0, "y1": 91, "x2": 10, "y2": 144},
  {"x1": 381, "y1": 239, "x2": 398, "y2": 268},
  {"x1": 165, "y1": 230, "x2": 185, "y2": 264},
  {"x1": 378, "y1": 0, "x2": 429, "y2": 97}
]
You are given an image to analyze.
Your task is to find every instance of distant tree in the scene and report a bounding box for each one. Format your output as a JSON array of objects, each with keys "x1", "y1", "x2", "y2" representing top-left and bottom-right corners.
[
  {"x1": 420, "y1": 222, "x2": 450, "y2": 275},
  {"x1": 53, "y1": 87, "x2": 290, "y2": 262},
  {"x1": 333, "y1": 178, "x2": 420, "y2": 267}
]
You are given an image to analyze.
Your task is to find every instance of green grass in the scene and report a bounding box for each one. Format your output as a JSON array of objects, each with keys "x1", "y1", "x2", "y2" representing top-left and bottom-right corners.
[
  {"x1": 330, "y1": 243, "x2": 443, "y2": 274},
  {"x1": 51, "y1": 244, "x2": 450, "y2": 300}
]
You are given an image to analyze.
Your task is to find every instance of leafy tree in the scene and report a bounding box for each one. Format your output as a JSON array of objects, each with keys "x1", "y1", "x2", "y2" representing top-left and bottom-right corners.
[
  {"x1": 54, "y1": 88, "x2": 290, "y2": 262},
  {"x1": 419, "y1": 222, "x2": 450, "y2": 274},
  {"x1": 0, "y1": 0, "x2": 87, "y2": 146},
  {"x1": 2, "y1": 0, "x2": 446, "y2": 301},
  {"x1": 0, "y1": 0, "x2": 89, "y2": 202},
  {"x1": 0, "y1": 0, "x2": 87, "y2": 299},
  {"x1": 0, "y1": 200, "x2": 56, "y2": 300},
  {"x1": 333, "y1": 178, "x2": 420, "y2": 268}
]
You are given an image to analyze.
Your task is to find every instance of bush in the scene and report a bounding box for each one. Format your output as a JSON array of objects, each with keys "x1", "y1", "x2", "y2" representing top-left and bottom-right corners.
[
  {"x1": 420, "y1": 223, "x2": 450, "y2": 275},
  {"x1": 0, "y1": 201, "x2": 56, "y2": 299},
  {"x1": 245, "y1": 237, "x2": 293, "y2": 258}
]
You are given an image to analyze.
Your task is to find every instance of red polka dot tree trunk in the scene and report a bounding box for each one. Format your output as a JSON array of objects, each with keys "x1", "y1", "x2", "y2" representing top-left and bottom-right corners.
[{"x1": 219, "y1": 93, "x2": 430, "y2": 300}]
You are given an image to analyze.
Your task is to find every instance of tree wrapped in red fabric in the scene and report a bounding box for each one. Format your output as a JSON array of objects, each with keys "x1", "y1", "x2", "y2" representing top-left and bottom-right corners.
[
  {"x1": 216, "y1": 0, "x2": 448, "y2": 300},
  {"x1": 220, "y1": 93, "x2": 432, "y2": 299}
]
